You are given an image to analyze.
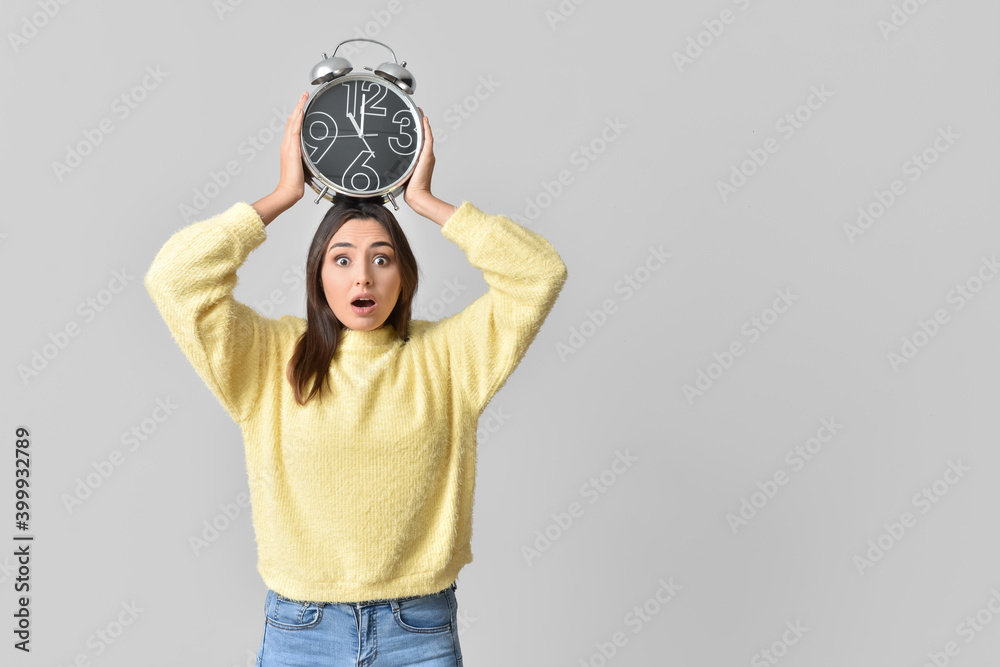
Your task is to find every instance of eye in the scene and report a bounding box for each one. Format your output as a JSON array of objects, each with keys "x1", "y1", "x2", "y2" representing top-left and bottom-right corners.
[{"x1": 333, "y1": 254, "x2": 391, "y2": 266}]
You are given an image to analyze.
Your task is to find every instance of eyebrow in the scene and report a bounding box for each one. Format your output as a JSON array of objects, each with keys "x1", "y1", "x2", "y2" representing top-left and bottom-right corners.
[{"x1": 328, "y1": 241, "x2": 394, "y2": 252}]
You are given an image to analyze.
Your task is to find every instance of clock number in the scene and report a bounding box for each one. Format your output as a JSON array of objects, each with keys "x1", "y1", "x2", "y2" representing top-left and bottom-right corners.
[
  {"x1": 388, "y1": 109, "x2": 418, "y2": 156},
  {"x1": 361, "y1": 80, "x2": 386, "y2": 118},
  {"x1": 345, "y1": 80, "x2": 387, "y2": 120},
  {"x1": 303, "y1": 111, "x2": 338, "y2": 163},
  {"x1": 342, "y1": 150, "x2": 381, "y2": 192}
]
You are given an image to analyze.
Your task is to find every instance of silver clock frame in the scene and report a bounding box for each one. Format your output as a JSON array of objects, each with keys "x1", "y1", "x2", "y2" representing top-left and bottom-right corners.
[{"x1": 301, "y1": 72, "x2": 424, "y2": 211}]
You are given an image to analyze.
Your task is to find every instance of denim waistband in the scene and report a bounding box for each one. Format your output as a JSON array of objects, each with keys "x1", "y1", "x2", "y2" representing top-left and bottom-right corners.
[{"x1": 338, "y1": 580, "x2": 457, "y2": 608}]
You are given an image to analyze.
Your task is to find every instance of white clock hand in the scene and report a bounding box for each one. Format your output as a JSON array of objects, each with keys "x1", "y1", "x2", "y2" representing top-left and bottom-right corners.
[{"x1": 346, "y1": 112, "x2": 375, "y2": 156}]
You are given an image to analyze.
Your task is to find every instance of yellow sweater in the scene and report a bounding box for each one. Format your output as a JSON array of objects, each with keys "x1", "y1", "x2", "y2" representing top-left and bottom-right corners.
[{"x1": 144, "y1": 200, "x2": 567, "y2": 602}]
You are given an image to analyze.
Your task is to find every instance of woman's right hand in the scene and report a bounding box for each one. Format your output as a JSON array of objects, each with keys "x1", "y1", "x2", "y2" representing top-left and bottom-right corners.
[
  {"x1": 273, "y1": 91, "x2": 309, "y2": 205},
  {"x1": 252, "y1": 92, "x2": 309, "y2": 226}
]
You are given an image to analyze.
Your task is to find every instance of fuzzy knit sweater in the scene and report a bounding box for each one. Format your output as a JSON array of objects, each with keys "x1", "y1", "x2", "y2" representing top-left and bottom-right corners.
[{"x1": 143, "y1": 200, "x2": 567, "y2": 603}]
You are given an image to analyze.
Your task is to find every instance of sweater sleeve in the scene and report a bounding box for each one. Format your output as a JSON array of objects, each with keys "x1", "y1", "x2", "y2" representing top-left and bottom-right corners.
[
  {"x1": 434, "y1": 201, "x2": 568, "y2": 414},
  {"x1": 143, "y1": 202, "x2": 278, "y2": 425}
]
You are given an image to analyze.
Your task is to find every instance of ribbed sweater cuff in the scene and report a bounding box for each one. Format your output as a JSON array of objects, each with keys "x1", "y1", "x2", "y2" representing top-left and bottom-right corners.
[
  {"x1": 440, "y1": 201, "x2": 491, "y2": 252},
  {"x1": 227, "y1": 202, "x2": 268, "y2": 253}
]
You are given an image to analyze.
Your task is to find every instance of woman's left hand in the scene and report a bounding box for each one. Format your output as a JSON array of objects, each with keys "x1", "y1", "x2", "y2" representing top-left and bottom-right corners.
[
  {"x1": 403, "y1": 110, "x2": 455, "y2": 224},
  {"x1": 403, "y1": 110, "x2": 436, "y2": 210}
]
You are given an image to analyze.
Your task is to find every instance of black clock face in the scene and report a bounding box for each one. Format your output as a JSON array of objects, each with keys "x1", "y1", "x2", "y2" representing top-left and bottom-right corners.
[{"x1": 302, "y1": 75, "x2": 420, "y2": 195}]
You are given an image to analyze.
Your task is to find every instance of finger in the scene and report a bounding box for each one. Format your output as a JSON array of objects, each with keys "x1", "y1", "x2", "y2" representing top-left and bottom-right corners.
[
  {"x1": 287, "y1": 92, "x2": 308, "y2": 131},
  {"x1": 421, "y1": 115, "x2": 433, "y2": 151},
  {"x1": 296, "y1": 91, "x2": 308, "y2": 118},
  {"x1": 287, "y1": 93, "x2": 305, "y2": 124}
]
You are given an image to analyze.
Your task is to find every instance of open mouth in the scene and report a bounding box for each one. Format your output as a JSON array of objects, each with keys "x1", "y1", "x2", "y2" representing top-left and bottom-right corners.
[{"x1": 351, "y1": 298, "x2": 376, "y2": 314}]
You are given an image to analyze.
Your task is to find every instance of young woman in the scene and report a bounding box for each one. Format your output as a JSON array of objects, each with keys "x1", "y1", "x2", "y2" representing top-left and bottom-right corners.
[{"x1": 144, "y1": 91, "x2": 568, "y2": 665}]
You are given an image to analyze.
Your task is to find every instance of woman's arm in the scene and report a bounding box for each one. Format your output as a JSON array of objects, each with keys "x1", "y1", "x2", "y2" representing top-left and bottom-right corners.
[
  {"x1": 144, "y1": 202, "x2": 278, "y2": 424},
  {"x1": 433, "y1": 202, "x2": 568, "y2": 413},
  {"x1": 143, "y1": 95, "x2": 311, "y2": 423},
  {"x1": 403, "y1": 112, "x2": 568, "y2": 412},
  {"x1": 253, "y1": 190, "x2": 298, "y2": 228}
]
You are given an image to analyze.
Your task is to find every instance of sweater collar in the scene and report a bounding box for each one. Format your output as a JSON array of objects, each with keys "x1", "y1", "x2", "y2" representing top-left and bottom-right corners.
[{"x1": 336, "y1": 323, "x2": 400, "y2": 352}]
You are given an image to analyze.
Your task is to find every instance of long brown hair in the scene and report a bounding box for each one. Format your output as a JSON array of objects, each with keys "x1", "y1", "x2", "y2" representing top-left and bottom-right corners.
[{"x1": 285, "y1": 194, "x2": 419, "y2": 405}]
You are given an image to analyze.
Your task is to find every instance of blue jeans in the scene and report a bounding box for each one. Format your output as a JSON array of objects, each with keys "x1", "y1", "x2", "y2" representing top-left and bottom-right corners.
[{"x1": 255, "y1": 581, "x2": 462, "y2": 666}]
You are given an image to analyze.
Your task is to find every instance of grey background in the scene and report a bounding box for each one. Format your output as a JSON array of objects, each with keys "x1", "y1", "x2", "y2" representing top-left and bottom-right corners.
[{"x1": 3, "y1": 0, "x2": 999, "y2": 665}]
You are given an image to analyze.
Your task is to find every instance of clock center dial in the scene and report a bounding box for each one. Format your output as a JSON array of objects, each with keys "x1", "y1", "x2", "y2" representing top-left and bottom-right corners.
[{"x1": 302, "y1": 75, "x2": 420, "y2": 196}]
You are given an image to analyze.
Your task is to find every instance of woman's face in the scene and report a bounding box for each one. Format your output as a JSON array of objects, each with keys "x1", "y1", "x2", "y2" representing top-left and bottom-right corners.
[{"x1": 322, "y1": 218, "x2": 401, "y2": 331}]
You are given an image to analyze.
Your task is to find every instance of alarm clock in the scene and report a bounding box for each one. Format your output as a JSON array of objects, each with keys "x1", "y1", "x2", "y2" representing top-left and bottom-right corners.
[{"x1": 301, "y1": 38, "x2": 423, "y2": 211}]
